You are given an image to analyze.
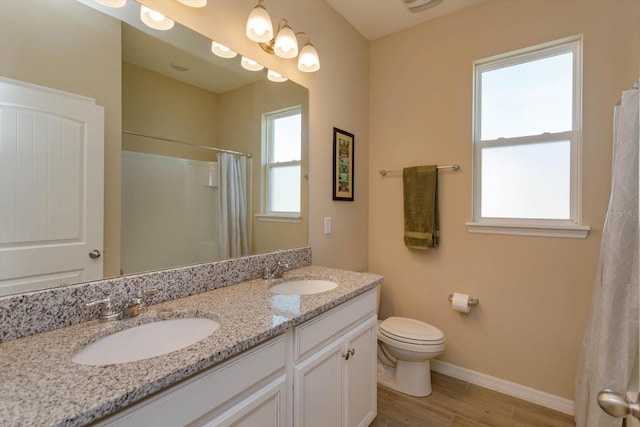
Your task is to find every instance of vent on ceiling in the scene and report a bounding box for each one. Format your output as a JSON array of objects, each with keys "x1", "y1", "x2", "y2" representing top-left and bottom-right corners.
[{"x1": 403, "y1": 0, "x2": 444, "y2": 13}]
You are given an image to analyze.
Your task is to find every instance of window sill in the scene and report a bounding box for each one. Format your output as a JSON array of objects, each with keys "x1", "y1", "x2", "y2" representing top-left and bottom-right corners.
[
  {"x1": 255, "y1": 214, "x2": 302, "y2": 224},
  {"x1": 465, "y1": 221, "x2": 590, "y2": 239}
]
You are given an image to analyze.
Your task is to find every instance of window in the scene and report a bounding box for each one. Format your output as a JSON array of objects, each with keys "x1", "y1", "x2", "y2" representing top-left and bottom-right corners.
[
  {"x1": 467, "y1": 36, "x2": 589, "y2": 238},
  {"x1": 259, "y1": 107, "x2": 302, "y2": 222}
]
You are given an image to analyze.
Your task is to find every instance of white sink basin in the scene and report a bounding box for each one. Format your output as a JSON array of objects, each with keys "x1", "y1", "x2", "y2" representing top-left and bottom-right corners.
[
  {"x1": 72, "y1": 318, "x2": 220, "y2": 366},
  {"x1": 269, "y1": 279, "x2": 338, "y2": 295}
]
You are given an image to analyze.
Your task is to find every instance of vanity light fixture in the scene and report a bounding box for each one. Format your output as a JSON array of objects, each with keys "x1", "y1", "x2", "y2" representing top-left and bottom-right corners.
[
  {"x1": 241, "y1": 56, "x2": 264, "y2": 72},
  {"x1": 267, "y1": 70, "x2": 287, "y2": 82},
  {"x1": 273, "y1": 20, "x2": 298, "y2": 59},
  {"x1": 95, "y1": 0, "x2": 126, "y2": 7},
  {"x1": 177, "y1": 0, "x2": 207, "y2": 7},
  {"x1": 246, "y1": 0, "x2": 273, "y2": 43},
  {"x1": 297, "y1": 39, "x2": 320, "y2": 72},
  {"x1": 245, "y1": 1, "x2": 320, "y2": 72},
  {"x1": 211, "y1": 41, "x2": 238, "y2": 59},
  {"x1": 140, "y1": 5, "x2": 175, "y2": 31}
]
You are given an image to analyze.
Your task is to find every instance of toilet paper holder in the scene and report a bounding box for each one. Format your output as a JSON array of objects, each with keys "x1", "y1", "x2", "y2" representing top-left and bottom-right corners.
[{"x1": 448, "y1": 293, "x2": 479, "y2": 306}]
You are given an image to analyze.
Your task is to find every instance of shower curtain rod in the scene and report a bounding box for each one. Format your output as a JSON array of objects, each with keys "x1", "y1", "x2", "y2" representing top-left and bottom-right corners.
[{"x1": 122, "y1": 130, "x2": 253, "y2": 158}]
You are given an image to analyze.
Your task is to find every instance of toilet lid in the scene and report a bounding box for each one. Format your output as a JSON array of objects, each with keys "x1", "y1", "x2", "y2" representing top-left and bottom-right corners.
[{"x1": 379, "y1": 317, "x2": 444, "y2": 343}]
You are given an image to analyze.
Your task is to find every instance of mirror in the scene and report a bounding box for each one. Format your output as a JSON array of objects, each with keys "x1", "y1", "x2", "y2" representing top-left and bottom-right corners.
[{"x1": 0, "y1": 0, "x2": 308, "y2": 296}]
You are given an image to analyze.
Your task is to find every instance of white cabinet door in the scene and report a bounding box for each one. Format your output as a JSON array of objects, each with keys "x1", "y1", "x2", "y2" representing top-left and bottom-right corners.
[
  {"x1": 0, "y1": 78, "x2": 104, "y2": 296},
  {"x1": 343, "y1": 315, "x2": 377, "y2": 427},
  {"x1": 293, "y1": 337, "x2": 344, "y2": 427}
]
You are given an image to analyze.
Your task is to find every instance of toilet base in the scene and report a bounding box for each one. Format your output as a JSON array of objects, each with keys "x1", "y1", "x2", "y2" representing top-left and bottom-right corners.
[{"x1": 376, "y1": 359, "x2": 433, "y2": 397}]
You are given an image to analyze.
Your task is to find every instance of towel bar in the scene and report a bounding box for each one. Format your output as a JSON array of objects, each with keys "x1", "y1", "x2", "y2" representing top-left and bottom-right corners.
[{"x1": 379, "y1": 164, "x2": 460, "y2": 176}]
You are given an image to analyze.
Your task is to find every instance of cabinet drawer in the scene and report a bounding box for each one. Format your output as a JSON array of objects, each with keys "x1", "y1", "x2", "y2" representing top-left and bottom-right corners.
[
  {"x1": 294, "y1": 289, "x2": 376, "y2": 360},
  {"x1": 197, "y1": 375, "x2": 286, "y2": 427},
  {"x1": 101, "y1": 335, "x2": 286, "y2": 427}
]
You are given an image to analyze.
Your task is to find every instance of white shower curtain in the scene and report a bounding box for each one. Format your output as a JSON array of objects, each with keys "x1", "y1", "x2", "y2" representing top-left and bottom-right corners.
[
  {"x1": 575, "y1": 81, "x2": 639, "y2": 426},
  {"x1": 217, "y1": 153, "x2": 250, "y2": 259}
]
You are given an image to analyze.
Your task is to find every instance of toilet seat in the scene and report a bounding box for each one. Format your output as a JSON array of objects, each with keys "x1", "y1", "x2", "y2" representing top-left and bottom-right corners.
[{"x1": 378, "y1": 317, "x2": 445, "y2": 346}]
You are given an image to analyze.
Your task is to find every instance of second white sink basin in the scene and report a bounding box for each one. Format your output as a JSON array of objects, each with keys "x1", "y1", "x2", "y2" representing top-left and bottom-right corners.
[
  {"x1": 72, "y1": 318, "x2": 219, "y2": 366},
  {"x1": 269, "y1": 279, "x2": 338, "y2": 295}
]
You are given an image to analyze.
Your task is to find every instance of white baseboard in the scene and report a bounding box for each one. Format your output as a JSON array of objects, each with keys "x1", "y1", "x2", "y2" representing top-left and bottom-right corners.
[{"x1": 430, "y1": 360, "x2": 574, "y2": 416}]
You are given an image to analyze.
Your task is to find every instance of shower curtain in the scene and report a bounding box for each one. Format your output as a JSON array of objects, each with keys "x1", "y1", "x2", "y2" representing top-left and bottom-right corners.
[
  {"x1": 575, "y1": 81, "x2": 639, "y2": 426},
  {"x1": 218, "y1": 153, "x2": 250, "y2": 259}
]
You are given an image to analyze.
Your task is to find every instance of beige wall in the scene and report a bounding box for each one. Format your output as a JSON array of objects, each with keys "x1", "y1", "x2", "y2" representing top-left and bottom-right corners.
[
  {"x1": 369, "y1": 0, "x2": 640, "y2": 399},
  {"x1": 137, "y1": 0, "x2": 371, "y2": 271},
  {"x1": 218, "y1": 80, "x2": 309, "y2": 255},
  {"x1": 0, "y1": 0, "x2": 122, "y2": 278},
  {"x1": 122, "y1": 61, "x2": 219, "y2": 162}
]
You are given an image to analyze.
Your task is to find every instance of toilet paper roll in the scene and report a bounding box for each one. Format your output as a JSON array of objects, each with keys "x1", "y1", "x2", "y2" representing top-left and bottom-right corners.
[{"x1": 451, "y1": 293, "x2": 471, "y2": 313}]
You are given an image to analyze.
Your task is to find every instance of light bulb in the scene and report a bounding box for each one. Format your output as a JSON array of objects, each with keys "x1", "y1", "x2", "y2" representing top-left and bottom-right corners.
[
  {"x1": 211, "y1": 41, "x2": 237, "y2": 59},
  {"x1": 241, "y1": 56, "x2": 264, "y2": 72},
  {"x1": 140, "y1": 6, "x2": 174, "y2": 31},
  {"x1": 274, "y1": 24, "x2": 298, "y2": 59},
  {"x1": 177, "y1": 0, "x2": 207, "y2": 7},
  {"x1": 297, "y1": 42, "x2": 320, "y2": 72},
  {"x1": 267, "y1": 70, "x2": 287, "y2": 82},
  {"x1": 246, "y1": 2, "x2": 273, "y2": 43},
  {"x1": 95, "y1": 0, "x2": 126, "y2": 7}
]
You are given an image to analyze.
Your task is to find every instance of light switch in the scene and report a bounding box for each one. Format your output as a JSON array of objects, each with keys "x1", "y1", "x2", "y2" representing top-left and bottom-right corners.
[{"x1": 324, "y1": 217, "x2": 332, "y2": 234}]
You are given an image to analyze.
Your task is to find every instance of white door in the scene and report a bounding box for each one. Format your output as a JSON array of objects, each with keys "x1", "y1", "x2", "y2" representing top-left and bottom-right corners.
[{"x1": 0, "y1": 77, "x2": 104, "y2": 296}]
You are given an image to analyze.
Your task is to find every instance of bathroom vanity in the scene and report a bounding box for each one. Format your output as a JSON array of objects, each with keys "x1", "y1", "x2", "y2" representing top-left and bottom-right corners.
[{"x1": 0, "y1": 264, "x2": 382, "y2": 426}]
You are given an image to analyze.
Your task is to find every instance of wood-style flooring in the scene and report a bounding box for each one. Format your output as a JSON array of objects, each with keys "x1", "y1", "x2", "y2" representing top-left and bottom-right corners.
[{"x1": 372, "y1": 372, "x2": 576, "y2": 427}]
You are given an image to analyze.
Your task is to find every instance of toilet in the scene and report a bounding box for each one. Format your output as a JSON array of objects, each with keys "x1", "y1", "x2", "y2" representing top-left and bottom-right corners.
[{"x1": 377, "y1": 316, "x2": 445, "y2": 397}]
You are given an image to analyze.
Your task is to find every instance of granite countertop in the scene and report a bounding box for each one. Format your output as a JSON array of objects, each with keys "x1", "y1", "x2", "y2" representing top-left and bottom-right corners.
[{"x1": 0, "y1": 265, "x2": 382, "y2": 427}]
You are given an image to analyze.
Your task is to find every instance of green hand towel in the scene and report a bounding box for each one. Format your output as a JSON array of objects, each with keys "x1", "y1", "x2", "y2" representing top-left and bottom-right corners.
[{"x1": 403, "y1": 165, "x2": 438, "y2": 250}]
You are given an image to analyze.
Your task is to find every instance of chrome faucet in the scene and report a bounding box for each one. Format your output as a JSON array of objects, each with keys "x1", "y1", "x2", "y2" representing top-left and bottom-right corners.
[
  {"x1": 262, "y1": 261, "x2": 290, "y2": 280},
  {"x1": 86, "y1": 288, "x2": 158, "y2": 322},
  {"x1": 85, "y1": 298, "x2": 119, "y2": 322}
]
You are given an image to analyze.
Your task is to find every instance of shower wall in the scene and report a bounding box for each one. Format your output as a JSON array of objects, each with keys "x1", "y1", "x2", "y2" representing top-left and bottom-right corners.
[{"x1": 121, "y1": 151, "x2": 219, "y2": 274}]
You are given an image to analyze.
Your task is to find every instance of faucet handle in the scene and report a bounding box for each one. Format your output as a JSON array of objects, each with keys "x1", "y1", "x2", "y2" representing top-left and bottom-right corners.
[
  {"x1": 275, "y1": 261, "x2": 289, "y2": 278},
  {"x1": 138, "y1": 288, "x2": 158, "y2": 312},
  {"x1": 86, "y1": 297, "x2": 119, "y2": 322}
]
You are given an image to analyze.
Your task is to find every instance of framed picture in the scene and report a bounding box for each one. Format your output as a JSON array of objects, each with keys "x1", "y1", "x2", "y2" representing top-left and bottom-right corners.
[{"x1": 333, "y1": 127, "x2": 354, "y2": 201}]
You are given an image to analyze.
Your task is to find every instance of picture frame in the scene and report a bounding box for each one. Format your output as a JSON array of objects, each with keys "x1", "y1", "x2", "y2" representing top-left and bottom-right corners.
[{"x1": 332, "y1": 127, "x2": 355, "y2": 201}]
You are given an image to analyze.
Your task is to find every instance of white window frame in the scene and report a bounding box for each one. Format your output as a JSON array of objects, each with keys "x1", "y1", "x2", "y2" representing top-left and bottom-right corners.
[
  {"x1": 256, "y1": 106, "x2": 302, "y2": 223},
  {"x1": 466, "y1": 35, "x2": 590, "y2": 239}
]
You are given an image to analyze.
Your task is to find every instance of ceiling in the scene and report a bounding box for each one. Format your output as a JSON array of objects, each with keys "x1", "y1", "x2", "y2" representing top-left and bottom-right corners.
[{"x1": 326, "y1": 0, "x2": 484, "y2": 41}]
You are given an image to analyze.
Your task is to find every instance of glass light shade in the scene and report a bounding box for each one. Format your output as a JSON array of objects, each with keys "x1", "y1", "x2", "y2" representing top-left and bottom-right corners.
[
  {"x1": 211, "y1": 41, "x2": 237, "y2": 59},
  {"x1": 274, "y1": 25, "x2": 298, "y2": 59},
  {"x1": 140, "y1": 6, "x2": 174, "y2": 31},
  {"x1": 297, "y1": 42, "x2": 320, "y2": 72},
  {"x1": 95, "y1": 0, "x2": 126, "y2": 7},
  {"x1": 241, "y1": 56, "x2": 264, "y2": 72},
  {"x1": 246, "y1": 4, "x2": 273, "y2": 43},
  {"x1": 267, "y1": 70, "x2": 288, "y2": 82},
  {"x1": 177, "y1": 0, "x2": 207, "y2": 7}
]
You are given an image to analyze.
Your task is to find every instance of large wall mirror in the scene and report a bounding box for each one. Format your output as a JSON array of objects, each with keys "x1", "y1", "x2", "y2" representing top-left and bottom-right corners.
[{"x1": 0, "y1": 0, "x2": 308, "y2": 296}]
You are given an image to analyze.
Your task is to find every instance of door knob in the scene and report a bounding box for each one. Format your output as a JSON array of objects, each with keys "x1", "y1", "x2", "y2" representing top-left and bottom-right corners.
[
  {"x1": 89, "y1": 249, "x2": 101, "y2": 259},
  {"x1": 597, "y1": 389, "x2": 640, "y2": 419}
]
